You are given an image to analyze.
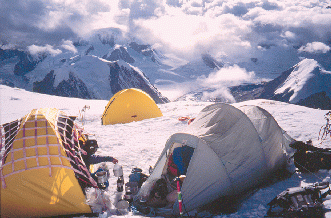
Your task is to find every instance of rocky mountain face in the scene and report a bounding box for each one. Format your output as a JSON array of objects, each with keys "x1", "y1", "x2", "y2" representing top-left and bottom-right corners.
[
  {"x1": 0, "y1": 48, "x2": 43, "y2": 77},
  {"x1": 33, "y1": 70, "x2": 94, "y2": 99},
  {"x1": 108, "y1": 61, "x2": 168, "y2": 104}
]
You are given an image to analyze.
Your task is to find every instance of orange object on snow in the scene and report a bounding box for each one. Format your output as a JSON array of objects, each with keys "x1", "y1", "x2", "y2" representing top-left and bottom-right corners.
[
  {"x1": 178, "y1": 117, "x2": 195, "y2": 124},
  {"x1": 178, "y1": 117, "x2": 190, "y2": 122},
  {"x1": 188, "y1": 118, "x2": 195, "y2": 125}
]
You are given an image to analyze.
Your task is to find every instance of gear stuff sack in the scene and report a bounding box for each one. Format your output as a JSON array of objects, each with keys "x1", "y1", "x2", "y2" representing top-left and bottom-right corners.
[
  {"x1": 266, "y1": 182, "x2": 331, "y2": 218},
  {"x1": 129, "y1": 168, "x2": 148, "y2": 188},
  {"x1": 290, "y1": 141, "x2": 331, "y2": 172}
]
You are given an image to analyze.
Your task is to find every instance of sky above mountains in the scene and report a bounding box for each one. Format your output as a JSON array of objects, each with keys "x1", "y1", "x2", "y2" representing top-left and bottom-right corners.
[{"x1": 1, "y1": 0, "x2": 330, "y2": 64}]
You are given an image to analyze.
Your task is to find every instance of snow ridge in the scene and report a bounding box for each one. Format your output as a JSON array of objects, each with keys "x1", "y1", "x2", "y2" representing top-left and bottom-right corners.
[{"x1": 275, "y1": 59, "x2": 331, "y2": 103}]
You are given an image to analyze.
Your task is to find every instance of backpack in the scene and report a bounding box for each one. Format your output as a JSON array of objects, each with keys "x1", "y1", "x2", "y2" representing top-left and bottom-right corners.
[
  {"x1": 167, "y1": 153, "x2": 179, "y2": 177},
  {"x1": 172, "y1": 145, "x2": 194, "y2": 175},
  {"x1": 290, "y1": 141, "x2": 331, "y2": 172},
  {"x1": 150, "y1": 178, "x2": 168, "y2": 200},
  {"x1": 267, "y1": 182, "x2": 330, "y2": 217},
  {"x1": 129, "y1": 168, "x2": 148, "y2": 188}
]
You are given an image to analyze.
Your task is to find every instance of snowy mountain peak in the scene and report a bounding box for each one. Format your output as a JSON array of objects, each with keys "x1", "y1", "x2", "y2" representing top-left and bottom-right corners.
[
  {"x1": 228, "y1": 58, "x2": 331, "y2": 109},
  {"x1": 103, "y1": 45, "x2": 135, "y2": 63},
  {"x1": 274, "y1": 59, "x2": 331, "y2": 103}
]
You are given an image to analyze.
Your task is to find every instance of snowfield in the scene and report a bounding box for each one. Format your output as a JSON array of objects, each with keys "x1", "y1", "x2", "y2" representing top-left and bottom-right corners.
[{"x1": 1, "y1": 84, "x2": 331, "y2": 217}]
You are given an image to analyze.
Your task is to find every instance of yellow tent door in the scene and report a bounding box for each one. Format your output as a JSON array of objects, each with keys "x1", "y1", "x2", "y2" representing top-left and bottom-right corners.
[{"x1": 101, "y1": 88, "x2": 163, "y2": 125}]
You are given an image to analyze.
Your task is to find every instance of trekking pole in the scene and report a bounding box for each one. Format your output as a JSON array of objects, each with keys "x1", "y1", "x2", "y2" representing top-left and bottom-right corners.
[{"x1": 175, "y1": 177, "x2": 183, "y2": 217}]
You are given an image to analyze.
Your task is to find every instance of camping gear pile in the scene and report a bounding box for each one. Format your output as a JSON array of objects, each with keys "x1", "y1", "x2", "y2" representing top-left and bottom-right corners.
[
  {"x1": 287, "y1": 111, "x2": 331, "y2": 173},
  {"x1": 86, "y1": 163, "x2": 129, "y2": 214},
  {"x1": 290, "y1": 140, "x2": 331, "y2": 173},
  {"x1": 266, "y1": 182, "x2": 331, "y2": 218},
  {"x1": 264, "y1": 110, "x2": 331, "y2": 217},
  {"x1": 124, "y1": 168, "x2": 149, "y2": 203}
]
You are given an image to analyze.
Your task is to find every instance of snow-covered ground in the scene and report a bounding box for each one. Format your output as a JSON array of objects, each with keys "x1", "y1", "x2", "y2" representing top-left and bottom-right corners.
[{"x1": 1, "y1": 84, "x2": 331, "y2": 217}]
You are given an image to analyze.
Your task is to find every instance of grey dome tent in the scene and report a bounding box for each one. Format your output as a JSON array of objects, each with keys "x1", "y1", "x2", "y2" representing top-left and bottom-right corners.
[{"x1": 134, "y1": 103, "x2": 295, "y2": 216}]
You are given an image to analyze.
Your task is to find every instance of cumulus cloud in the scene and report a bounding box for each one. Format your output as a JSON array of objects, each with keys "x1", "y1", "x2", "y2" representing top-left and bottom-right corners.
[
  {"x1": 200, "y1": 87, "x2": 236, "y2": 102},
  {"x1": 198, "y1": 64, "x2": 256, "y2": 87},
  {"x1": 61, "y1": 40, "x2": 78, "y2": 53},
  {"x1": 128, "y1": 0, "x2": 331, "y2": 69},
  {"x1": 1, "y1": 0, "x2": 331, "y2": 73},
  {"x1": 157, "y1": 64, "x2": 256, "y2": 101},
  {"x1": 197, "y1": 65, "x2": 256, "y2": 102},
  {"x1": 133, "y1": 10, "x2": 253, "y2": 61},
  {"x1": 298, "y1": 42, "x2": 331, "y2": 54},
  {"x1": 0, "y1": 0, "x2": 121, "y2": 47},
  {"x1": 0, "y1": 1, "x2": 76, "y2": 47},
  {"x1": 28, "y1": 44, "x2": 62, "y2": 56}
]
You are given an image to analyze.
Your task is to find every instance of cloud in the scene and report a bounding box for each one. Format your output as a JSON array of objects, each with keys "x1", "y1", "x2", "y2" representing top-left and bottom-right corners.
[
  {"x1": 281, "y1": 31, "x2": 296, "y2": 40},
  {"x1": 298, "y1": 42, "x2": 331, "y2": 54},
  {"x1": 28, "y1": 44, "x2": 62, "y2": 56},
  {"x1": 133, "y1": 10, "x2": 253, "y2": 61},
  {"x1": 129, "y1": 0, "x2": 331, "y2": 68},
  {"x1": 157, "y1": 64, "x2": 256, "y2": 102},
  {"x1": 4, "y1": 0, "x2": 330, "y2": 102},
  {"x1": 1, "y1": 0, "x2": 331, "y2": 73},
  {"x1": 198, "y1": 64, "x2": 256, "y2": 86},
  {"x1": 196, "y1": 64, "x2": 256, "y2": 102},
  {"x1": 0, "y1": 0, "x2": 118, "y2": 47},
  {"x1": 61, "y1": 40, "x2": 78, "y2": 53},
  {"x1": 200, "y1": 87, "x2": 236, "y2": 102},
  {"x1": 0, "y1": 0, "x2": 75, "y2": 46}
]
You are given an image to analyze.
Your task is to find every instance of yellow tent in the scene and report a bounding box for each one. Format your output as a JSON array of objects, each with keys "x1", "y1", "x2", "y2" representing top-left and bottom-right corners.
[
  {"x1": 101, "y1": 88, "x2": 163, "y2": 125},
  {"x1": 0, "y1": 108, "x2": 96, "y2": 218}
]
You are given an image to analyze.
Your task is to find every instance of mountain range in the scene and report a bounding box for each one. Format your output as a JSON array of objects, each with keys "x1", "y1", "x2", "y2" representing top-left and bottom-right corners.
[
  {"x1": 175, "y1": 59, "x2": 331, "y2": 109},
  {"x1": 230, "y1": 59, "x2": 331, "y2": 109},
  {"x1": 0, "y1": 29, "x2": 223, "y2": 104},
  {"x1": 0, "y1": 29, "x2": 330, "y2": 109}
]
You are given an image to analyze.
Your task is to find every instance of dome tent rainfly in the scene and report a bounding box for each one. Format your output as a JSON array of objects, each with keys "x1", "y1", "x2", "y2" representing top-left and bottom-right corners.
[
  {"x1": 101, "y1": 88, "x2": 163, "y2": 125},
  {"x1": 134, "y1": 103, "x2": 295, "y2": 216},
  {"x1": 0, "y1": 108, "x2": 97, "y2": 218}
]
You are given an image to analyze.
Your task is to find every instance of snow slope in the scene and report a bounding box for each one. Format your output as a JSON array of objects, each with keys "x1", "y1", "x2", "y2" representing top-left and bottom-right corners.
[
  {"x1": 275, "y1": 59, "x2": 331, "y2": 103},
  {"x1": 1, "y1": 84, "x2": 331, "y2": 217}
]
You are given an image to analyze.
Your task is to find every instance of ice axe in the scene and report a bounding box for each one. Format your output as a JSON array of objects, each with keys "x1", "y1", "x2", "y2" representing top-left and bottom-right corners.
[{"x1": 175, "y1": 176, "x2": 185, "y2": 216}]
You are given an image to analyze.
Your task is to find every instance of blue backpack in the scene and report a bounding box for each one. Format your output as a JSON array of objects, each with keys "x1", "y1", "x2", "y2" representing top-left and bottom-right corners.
[{"x1": 129, "y1": 168, "x2": 148, "y2": 188}]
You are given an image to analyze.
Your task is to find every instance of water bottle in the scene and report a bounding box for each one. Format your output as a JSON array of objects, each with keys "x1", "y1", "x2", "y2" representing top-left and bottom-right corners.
[
  {"x1": 95, "y1": 170, "x2": 109, "y2": 190},
  {"x1": 113, "y1": 164, "x2": 123, "y2": 177},
  {"x1": 117, "y1": 176, "x2": 124, "y2": 192}
]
